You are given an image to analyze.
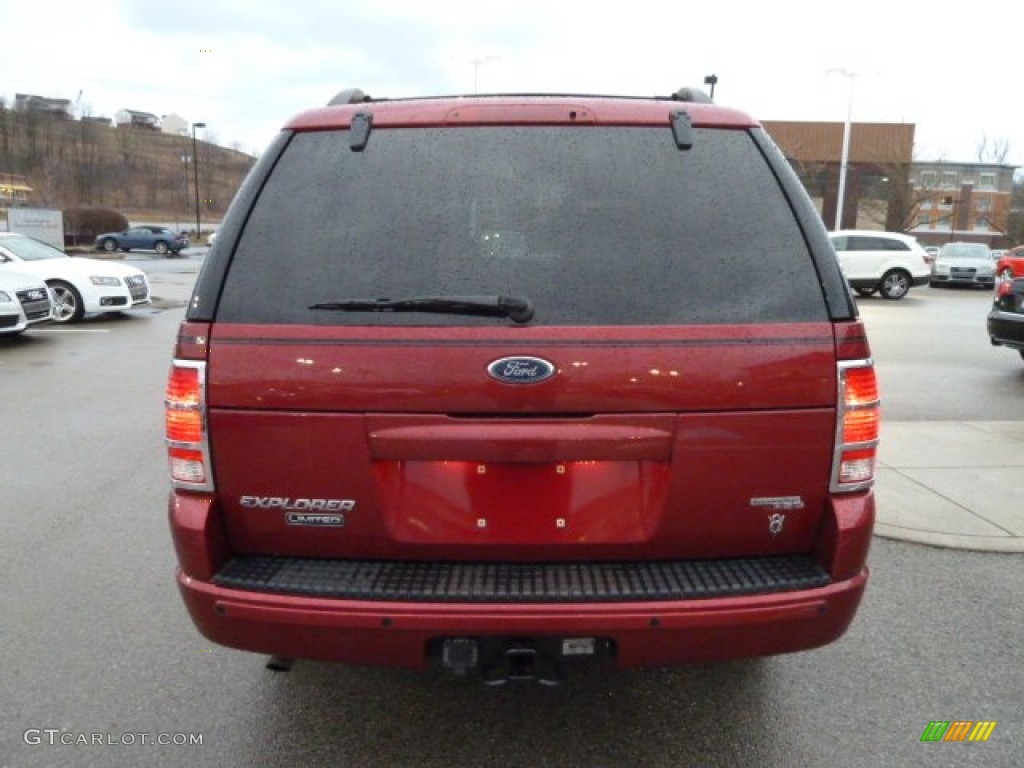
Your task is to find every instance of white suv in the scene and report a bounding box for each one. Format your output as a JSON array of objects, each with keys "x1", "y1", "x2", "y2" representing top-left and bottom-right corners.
[{"x1": 829, "y1": 230, "x2": 932, "y2": 300}]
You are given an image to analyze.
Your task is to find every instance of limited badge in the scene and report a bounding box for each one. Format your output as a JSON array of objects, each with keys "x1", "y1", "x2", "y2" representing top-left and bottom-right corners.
[{"x1": 287, "y1": 513, "x2": 345, "y2": 527}]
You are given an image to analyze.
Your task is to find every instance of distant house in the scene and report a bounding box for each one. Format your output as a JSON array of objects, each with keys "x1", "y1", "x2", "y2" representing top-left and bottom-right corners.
[
  {"x1": 14, "y1": 93, "x2": 71, "y2": 118},
  {"x1": 114, "y1": 109, "x2": 160, "y2": 130},
  {"x1": 160, "y1": 113, "x2": 189, "y2": 136},
  {"x1": 0, "y1": 173, "x2": 35, "y2": 205}
]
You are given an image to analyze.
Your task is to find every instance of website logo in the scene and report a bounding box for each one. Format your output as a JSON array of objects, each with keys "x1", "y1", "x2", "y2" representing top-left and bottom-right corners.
[{"x1": 920, "y1": 721, "x2": 997, "y2": 743}]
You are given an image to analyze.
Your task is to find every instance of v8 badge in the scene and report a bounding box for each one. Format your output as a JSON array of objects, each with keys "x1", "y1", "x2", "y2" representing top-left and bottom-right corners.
[{"x1": 768, "y1": 513, "x2": 785, "y2": 536}]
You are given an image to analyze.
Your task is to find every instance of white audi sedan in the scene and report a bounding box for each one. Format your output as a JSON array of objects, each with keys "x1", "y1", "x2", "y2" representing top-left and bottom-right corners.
[
  {"x1": 0, "y1": 269, "x2": 53, "y2": 335},
  {"x1": 0, "y1": 232, "x2": 151, "y2": 323}
]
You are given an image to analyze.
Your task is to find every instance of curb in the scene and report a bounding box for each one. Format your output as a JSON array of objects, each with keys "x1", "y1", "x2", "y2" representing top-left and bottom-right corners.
[{"x1": 874, "y1": 525, "x2": 1024, "y2": 554}]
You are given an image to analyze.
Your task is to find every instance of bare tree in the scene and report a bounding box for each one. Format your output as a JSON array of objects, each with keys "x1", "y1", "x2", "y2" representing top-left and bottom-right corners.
[
  {"x1": 1006, "y1": 176, "x2": 1024, "y2": 245},
  {"x1": 0, "y1": 97, "x2": 11, "y2": 174},
  {"x1": 976, "y1": 135, "x2": 1012, "y2": 164},
  {"x1": 0, "y1": 107, "x2": 254, "y2": 216}
]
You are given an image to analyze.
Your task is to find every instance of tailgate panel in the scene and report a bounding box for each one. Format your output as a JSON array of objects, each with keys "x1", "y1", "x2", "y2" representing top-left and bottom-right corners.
[
  {"x1": 207, "y1": 322, "x2": 837, "y2": 560},
  {"x1": 209, "y1": 409, "x2": 834, "y2": 560}
]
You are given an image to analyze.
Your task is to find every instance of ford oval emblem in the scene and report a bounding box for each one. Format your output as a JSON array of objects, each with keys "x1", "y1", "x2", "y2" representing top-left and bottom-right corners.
[{"x1": 487, "y1": 356, "x2": 556, "y2": 384}]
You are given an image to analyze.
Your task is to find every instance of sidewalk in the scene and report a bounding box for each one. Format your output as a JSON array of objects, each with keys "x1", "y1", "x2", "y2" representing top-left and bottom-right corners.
[{"x1": 876, "y1": 421, "x2": 1024, "y2": 553}]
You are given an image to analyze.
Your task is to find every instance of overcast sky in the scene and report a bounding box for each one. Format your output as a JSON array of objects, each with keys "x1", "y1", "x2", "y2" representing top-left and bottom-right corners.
[{"x1": 3, "y1": 0, "x2": 1021, "y2": 165}]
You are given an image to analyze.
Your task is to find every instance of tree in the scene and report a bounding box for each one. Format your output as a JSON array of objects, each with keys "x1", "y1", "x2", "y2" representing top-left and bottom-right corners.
[
  {"x1": 879, "y1": 162, "x2": 940, "y2": 233},
  {"x1": 1006, "y1": 176, "x2": 1024, "y2": 245},
  {"x1": 976, "y1": 135, "x2": 1012, "y2": 164}
]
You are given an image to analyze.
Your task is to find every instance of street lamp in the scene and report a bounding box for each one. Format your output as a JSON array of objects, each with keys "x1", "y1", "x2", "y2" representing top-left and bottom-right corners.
[
  {"x1": 470, "y1": 55, "x2": 499, "y2": 93},
  {"x1": 191, "y1": 122, "x2": 206, "y2": 242},
  {"x1": 181, "y1": 150, "x2": 191, "y2": 222},
  {"x1": 827, "y1": 68, "x2": 857, "y2": 231},
  {"x1": 703, "y1": 74, "x2": 718, "y2": 100}
]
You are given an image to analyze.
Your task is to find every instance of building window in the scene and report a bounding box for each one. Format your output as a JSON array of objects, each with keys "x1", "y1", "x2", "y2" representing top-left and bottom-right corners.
[
  {"x1": 919, "y1": 171, "x2": 937, "y2": 188},
  {"x1": 917, "y1": 212, "x2": 931, "y2": 228},
  {"x1": 940, "y1": 171, "x2": 958, "y2": 188},
  {"x1": 979, "y1": 173, "x2": 996, "y2": 190}
]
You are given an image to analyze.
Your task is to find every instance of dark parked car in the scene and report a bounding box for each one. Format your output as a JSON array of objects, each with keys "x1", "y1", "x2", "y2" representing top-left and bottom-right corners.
[
  {"x1": 988, "y1": 277, "x2": 1024, "y2": 362},
  {"x1": 165, "y1": 86, "x2": 878, "y2": 682},
  {"x1": 95, "y1": 225, "x2": 187, "y2": 256}
]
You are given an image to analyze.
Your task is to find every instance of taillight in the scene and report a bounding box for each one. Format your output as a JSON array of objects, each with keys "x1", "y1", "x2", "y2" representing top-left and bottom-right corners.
[
  {"x1": 831, "y1": 360, "x2": 880, "y2": 492},
  {"x1": 165, "y1": 360, "x2": 212, "y2": 490}
]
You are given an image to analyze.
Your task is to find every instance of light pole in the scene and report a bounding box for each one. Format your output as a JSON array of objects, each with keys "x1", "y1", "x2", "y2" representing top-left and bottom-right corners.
[
  {"x1": 470, "y1": 55, "x2": 499, "y2": 93},
  {"x1": 181, "y1": 149, "x2": 191, "y2": 222},
  {"x1": 827, "y1": 68, "x2": 857, "y2": 231},
  {"x1": 191, "y1": 122, "x2": 206, "y2": 241},
  {"x1": 703, "y1": 74, "x2": 718, "y2": 100}
]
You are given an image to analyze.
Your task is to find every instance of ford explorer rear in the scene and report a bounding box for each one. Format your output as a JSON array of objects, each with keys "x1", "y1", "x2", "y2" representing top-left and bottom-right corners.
[{"x1": 166, "y1": 88, "x2": 877, "y2": 683}]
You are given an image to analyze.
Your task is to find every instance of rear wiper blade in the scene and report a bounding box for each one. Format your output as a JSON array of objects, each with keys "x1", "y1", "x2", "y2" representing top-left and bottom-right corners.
[{"x1": 308, "y1": 295, "x2": 535, "y2": 324}]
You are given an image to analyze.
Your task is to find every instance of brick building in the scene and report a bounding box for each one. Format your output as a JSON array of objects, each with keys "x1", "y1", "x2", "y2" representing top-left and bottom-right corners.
[
  {"x1": 762, "y1": 121, "x2": 915, "y2": 231},
  {"x1": 906, "y1": 162, "x2": 1016, "y2": 248},
  {"x1": 762, "y1": 121, "x2": 1017, "y2": 246}
]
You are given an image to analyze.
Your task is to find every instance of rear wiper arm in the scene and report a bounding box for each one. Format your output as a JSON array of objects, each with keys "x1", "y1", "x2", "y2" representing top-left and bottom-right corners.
[{"x1": 308, "y1": 295, "x2": 535, "y2": 324}]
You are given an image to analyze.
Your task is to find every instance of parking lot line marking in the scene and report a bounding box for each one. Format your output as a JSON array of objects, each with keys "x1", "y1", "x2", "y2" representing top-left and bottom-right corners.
[{"x1": 33, "y1": 328, "x2": 111, "y2": 333}]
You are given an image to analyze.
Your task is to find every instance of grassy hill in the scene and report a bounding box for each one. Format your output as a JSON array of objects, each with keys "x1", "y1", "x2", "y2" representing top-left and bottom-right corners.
[{"x1": 0, "y1": 108, "x2": 257, "y2": 227}]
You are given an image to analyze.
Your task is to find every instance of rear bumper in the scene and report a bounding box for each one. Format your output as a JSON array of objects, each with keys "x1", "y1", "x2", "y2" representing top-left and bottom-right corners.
[
  {"x1": 988, "y1": 310, "x2": 1024, "y2": 349},
  {"x1": 178, "y1": 567, "x2": 867, "y2": 667},
  {"x1": 170, "y1": 490, "x2": 874, "y2": 668}
]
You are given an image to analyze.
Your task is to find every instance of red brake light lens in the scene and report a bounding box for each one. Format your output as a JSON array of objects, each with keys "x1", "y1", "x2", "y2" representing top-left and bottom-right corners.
[
  {"x1": 833, "y1": 361, "x2": 880, "y2": 492},
  {"x1": 166, "y1": 366, "x2": 201, "y2": 407},
  {"x1": 165, "y1": 361, "x2": 212, "y2": 490}
]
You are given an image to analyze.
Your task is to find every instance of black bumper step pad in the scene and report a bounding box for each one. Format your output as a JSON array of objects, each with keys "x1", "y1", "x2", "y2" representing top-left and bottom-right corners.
[{"x1": 213, "y1": 554, "x2": 830, "y2": 603}]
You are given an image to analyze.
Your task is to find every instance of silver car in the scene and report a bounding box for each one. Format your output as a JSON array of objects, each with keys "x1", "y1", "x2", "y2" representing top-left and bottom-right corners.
[{"x1": 931, "y1": 242, "x2": 996, "y2": 288}]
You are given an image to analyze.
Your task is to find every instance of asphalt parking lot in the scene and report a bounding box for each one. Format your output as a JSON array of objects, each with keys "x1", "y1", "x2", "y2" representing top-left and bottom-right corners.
[{"x1": 1, "y1": 258, "x2": 1021, "y2": 767}]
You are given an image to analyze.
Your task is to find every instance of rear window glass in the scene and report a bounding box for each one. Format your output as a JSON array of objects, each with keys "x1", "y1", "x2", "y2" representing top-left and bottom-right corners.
[
  {"x1": 217, "y1": 126, "x2": 826, "y2": 325},
  {"x1": 883, "y1": 238, "x2": 910, "y2": 251},
  {"x1": 844, "y1": 236, "x2": 909, "y2": 252}
]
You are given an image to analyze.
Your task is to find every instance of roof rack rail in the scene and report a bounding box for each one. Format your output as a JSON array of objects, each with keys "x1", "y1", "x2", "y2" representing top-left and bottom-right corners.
[
  {"x1": 325, "y1": 88, "x2": 714, "y2": 106},
  {"x1": 327, "y1": 88, "x2": 371, "y2": 106},
  {"x1": 671, "y1": 87, "x2": 712, "y2": 104}
]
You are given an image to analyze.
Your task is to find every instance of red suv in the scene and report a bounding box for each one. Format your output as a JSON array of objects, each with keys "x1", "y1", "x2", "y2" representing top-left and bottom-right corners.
[{"x1": 166, "y1": 87, "x2": 878, "y2": 682}]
